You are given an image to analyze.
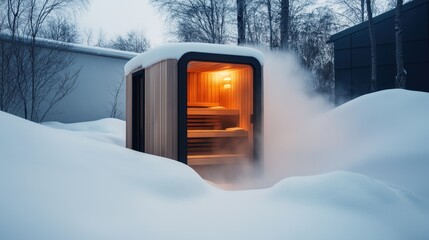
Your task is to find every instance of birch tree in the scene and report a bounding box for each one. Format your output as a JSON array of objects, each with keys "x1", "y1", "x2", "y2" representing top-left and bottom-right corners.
[
  {"x1": 151, "y1": 0, "x2": 234, "y2": 44},
  {"x1": 395, "y1": 0, "x2": 406, "y2": 88},
  {"x1": 366, "y1": 0, "x2": 377, "y2": 92}
]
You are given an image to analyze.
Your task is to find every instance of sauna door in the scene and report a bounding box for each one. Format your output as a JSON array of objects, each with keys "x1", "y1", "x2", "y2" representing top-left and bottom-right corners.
[{"x1": 186, "y1": 61, "x2": 253, "y2": 165}]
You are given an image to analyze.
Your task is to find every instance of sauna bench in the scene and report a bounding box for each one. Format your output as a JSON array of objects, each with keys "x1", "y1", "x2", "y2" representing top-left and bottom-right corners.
[
  {"x1": 187, "y1": 130, "x2": 248, "y2": 138},
  {"x1": 188, "y1": 154, "x2": 248, "y2": 165},
  {"x1": 187, "y1": 108, "x2": 239, "y2": 116}
]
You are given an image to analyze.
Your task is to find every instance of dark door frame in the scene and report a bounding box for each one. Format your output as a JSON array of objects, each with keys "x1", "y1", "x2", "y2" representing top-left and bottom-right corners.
[
  {"x1": 177, "y1": 52, "x2": 263, "y2": 165},
  {"x1": 131, "y1": 70, "x2": 145, "y2": 152}
]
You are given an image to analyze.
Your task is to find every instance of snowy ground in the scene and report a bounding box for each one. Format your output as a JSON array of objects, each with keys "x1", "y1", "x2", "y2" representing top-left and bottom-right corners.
[{"x1": 1, "y1": 89, "x2": 429, "y2": 239}]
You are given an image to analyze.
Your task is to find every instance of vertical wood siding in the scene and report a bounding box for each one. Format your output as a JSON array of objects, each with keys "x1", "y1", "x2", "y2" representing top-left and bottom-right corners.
[
  {"x1": 125, "y1": 74, "x2": 133, "y2": 149},
  {"x1": 144, "y1": 59, "x2": 178, "y2": 160}
]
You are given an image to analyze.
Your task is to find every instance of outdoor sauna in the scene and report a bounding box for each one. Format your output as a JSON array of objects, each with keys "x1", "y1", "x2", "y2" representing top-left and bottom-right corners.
[{"x1": 125, "y1": 43, "x2": 263, "y2": 166}]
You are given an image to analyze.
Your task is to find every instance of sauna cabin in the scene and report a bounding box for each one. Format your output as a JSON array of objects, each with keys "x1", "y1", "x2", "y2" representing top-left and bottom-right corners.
[{"x1": 125, "y1": 43, "x2": 263, "y2": 166}]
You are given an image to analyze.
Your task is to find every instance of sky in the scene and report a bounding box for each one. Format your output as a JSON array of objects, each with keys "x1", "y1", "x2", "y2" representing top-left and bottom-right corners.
[{"x1": 77, "y1": 0, "x2": 166, "y2": 47}]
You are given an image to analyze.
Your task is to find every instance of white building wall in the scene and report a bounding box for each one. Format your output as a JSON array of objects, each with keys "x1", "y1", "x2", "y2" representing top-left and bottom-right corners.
[{"x1": 43, "y1": 49, "x2": 136, "y2": 123}]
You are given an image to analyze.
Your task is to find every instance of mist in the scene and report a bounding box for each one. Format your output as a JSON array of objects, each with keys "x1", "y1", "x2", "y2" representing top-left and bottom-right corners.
[
  {"x1": 262, "y1": 51, "x2": 336, "y2": 184},
  {"x1": 200, "y1": 50, "x2": 350, "y2": 189}
]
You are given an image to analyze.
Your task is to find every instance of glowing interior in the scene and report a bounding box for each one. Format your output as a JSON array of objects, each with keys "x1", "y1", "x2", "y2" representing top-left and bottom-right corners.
[{"x1": 187, "y1": 61, "x2": 253, "y2": 165}]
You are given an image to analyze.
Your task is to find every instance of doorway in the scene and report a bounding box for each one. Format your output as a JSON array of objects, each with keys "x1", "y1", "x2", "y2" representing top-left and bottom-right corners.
[{"x1": 186, "y1": 61, "x2": 254, "y2": 165}]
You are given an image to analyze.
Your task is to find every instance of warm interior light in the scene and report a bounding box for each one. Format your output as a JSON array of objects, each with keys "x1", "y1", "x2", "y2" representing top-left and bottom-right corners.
[{"x1": 222, "y1": 74, "x2": 232, "y2": 89}]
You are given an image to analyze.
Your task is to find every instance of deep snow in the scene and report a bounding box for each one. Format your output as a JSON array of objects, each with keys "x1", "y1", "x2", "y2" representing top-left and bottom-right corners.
[{"x1": 1, "y1": 89, "x2": 429, "y2": 239}]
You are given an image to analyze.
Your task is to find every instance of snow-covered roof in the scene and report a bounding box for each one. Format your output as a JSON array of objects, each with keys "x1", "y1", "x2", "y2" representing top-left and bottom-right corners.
[
  {"x1": 65, "y1": 43, "x2": 138, "y2": 60},
  {"x1": 124, "y1": 43, "x2": 264, "y2": 75},
  {"x1": 0, "y1": 33, "x2": 138, "y2": 60}
]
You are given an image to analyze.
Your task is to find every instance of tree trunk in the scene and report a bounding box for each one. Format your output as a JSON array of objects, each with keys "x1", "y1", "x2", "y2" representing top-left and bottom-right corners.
[
  {"x1": 366, "y1": 0, "x2": 377, "y2": 92},
  {"x1": 267, "y1": 0, "x2": 274, "y2": 49},
  {"x1": 395, "y1": 0, "x2": 406, "y2": 88},
  {"x1": 280, "y1": 0, "x2": 289, "y2": 50},
  {"x1": 237, "y1": 0, "x2": 246, "y2": 45}
]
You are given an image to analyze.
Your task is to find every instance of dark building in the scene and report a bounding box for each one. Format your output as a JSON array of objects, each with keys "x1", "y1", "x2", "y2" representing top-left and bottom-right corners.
[{"x1": 327, "y1": 0, "x2": 429, "y2": 104}]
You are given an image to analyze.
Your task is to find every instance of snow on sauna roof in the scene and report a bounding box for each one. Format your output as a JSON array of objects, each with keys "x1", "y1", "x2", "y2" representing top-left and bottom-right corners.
[{"x1": 124, "y1": 43, "x2": 264, "y2": 75}]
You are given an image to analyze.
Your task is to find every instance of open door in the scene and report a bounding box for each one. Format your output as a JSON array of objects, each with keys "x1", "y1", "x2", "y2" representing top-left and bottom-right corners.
[{"x1": 186, "y1": 61, "x2": 254, "y2": 165}]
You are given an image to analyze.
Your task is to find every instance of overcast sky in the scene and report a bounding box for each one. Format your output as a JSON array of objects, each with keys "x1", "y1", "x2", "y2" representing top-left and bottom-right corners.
[{"x1": 77, "y1": 0, "x2": 166, "y2": 47}]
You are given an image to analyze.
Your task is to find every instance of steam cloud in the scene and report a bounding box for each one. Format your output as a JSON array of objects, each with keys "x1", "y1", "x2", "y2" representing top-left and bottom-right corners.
[{"x1": 197, "y1": 50, "x2": 344, "y2": 190}]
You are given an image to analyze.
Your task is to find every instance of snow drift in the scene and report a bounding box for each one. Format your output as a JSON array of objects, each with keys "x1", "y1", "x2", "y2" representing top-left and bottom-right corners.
[{"x1": 1, "y1": 88, "x2": 429, "y2": 239}]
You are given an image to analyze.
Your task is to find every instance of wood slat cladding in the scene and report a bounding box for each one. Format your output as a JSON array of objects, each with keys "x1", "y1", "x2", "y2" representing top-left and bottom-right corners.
[
  {"x1": 187, "y1": 66, "x2": 253, "y2": 132},
  {"x1": 125, "y1": 73, "x2": 133, "y2": 149},
  {"x1": 144, "y1": 59, "x2": 178, "y2": 160},
  {"x1": 219, "y1": 67, "x2": 254, "y2": 156},
  {"x1": 187, "y1": 72, "x2": 223, "y2": 103}
]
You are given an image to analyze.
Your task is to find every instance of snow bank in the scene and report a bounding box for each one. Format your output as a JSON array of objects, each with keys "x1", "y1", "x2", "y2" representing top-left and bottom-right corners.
[
  {"x1": 43, "y1": 118, "x2": 126, "y2": 147},
  {"x1": 263, "y1": 88, "x2": 429, "y2": 199},
  {"x1": 1, "y1": 87, "x2": 429, "y2": 239},
  {"x1": 254, "y1": 52, "x2": 429, "y2": 201},
  {"x1": 124, "y1": 42, "x2": 264, "y2": 75}
]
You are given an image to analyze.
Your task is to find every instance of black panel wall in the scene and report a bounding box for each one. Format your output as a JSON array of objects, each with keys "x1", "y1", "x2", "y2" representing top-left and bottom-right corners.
[{"x1": 329, "y1": 0, "x2": 429, "y2": 105}]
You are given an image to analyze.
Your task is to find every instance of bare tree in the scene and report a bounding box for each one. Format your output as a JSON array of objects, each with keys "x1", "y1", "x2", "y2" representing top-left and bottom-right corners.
[
  {"x1": 366, "y1": 0, "x2": 377, "y2": 92},
  {"x1": 289, "y1": 7, "x2": 339, "y2": 98},
  {"x1": 266, "y1": 0, "x2": 274, "y2": 48},
  {"x1": 280, "y1": 0, "x2": 289, "y2": 50},
  {"x1": 0, "y1": 0, "x2": 88, "y2": 121},
  {"x1": 34, "y1": 44, "x2": 81, "y2": 122},
  {"x1": 0, "y1": 1, "x2": 16, "y2": 112},
  {"x1": 24, "y1": 0, "x2": 87, "y2": 121},
  {"x1": 244, "y1": 0, "x2": 269, "y2": 45},
  {"x1": 395, "y1": 0, "x2": 406, "y2": 88},
  {"x1": 332, "y1": 0, "x2": 388, "y2": 27},
  {"x1": 108, "y1": 75, "x2": 125, "y2": 119},
  {"x1": 334, "y1": 0, "x2": 366, "y2": 25},
  {"x1": 107, "y1": 31, "x2": 150, "y2": 53},
  {"x1": 151, "y1": 0, "x2": 234, "y2": 43},
  {"x1": 39, "y1": 16, "x2": 79, "y2": 43},
  {"x1": 1, "y1": 0, "x2": 28, "y2": 115},
  {"x1": 237, "y1": 0, "x2": 246, "y2": 45}
]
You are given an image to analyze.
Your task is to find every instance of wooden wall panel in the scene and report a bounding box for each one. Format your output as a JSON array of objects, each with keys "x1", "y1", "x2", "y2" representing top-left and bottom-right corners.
[
  {"x1": 218, "y1": 67, "x2": 253, "y2": 132},
  {"x1": 125, "y1": 73, "x2": 133, "y2": 149},
  {"x1": 187, "y1": 66, "x2": 253, "y2": 133},
  {"x1": 187, "y1": 65, "x2": 254, "y2": 159},
  {"x1": 187, "y1": 72, "x2": 220, "y2": 104},
  {"x1": 226, "y1": 67, "x2": 253, "y2": 151},
  {"x1": 144, "y1": 59, "x2": 178, "y2": 160}
]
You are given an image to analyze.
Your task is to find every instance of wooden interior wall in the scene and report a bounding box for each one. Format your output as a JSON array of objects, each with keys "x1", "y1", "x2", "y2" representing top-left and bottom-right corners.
[
  {"x1": 145, "y1": 59, "x2": 178, "y2": 160},
  {"x1": 220, "y1": 67, "x2": 253, "y2": 151},
  {"x1": 187, "y1": 66, "x2": 254, "y2": 149},
  {"x1": 218, "y1": 68, "x2": 253, "y2": 133},
  {"x1": 187, "y1": 67, "x2": 253, "y2": 130},
  {"x1": 187, "y1": 72, "x2": 221, "y2": 104}
]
